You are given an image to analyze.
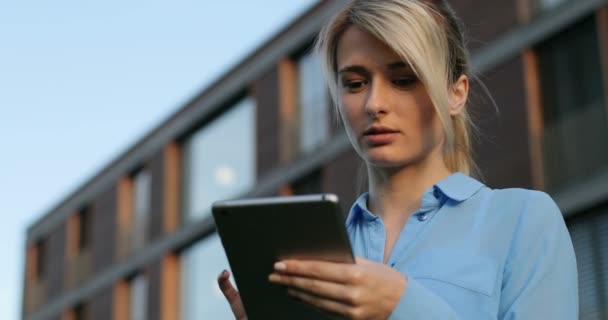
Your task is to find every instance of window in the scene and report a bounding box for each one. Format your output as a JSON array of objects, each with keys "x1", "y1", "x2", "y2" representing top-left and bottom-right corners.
[
  {"x1": 34, "y1": 239, "x2": 46, "y2": 281},
  {"x1": 132, "y1": 169, "x2": 151, "y2": 250},
  {"x1": 297, "y1": 51, "x2": 329, "y2": 154},
  {"x1": 68, "y1": 302, "x2": 90, "y2": 320},
  {"x1": 77, "y1": 206, "x2": 91, "y2": 252},
  {"x1": 180, "y1": 234, "x2": 234, "y2": 320},
  {"x1": 66, "y1": 206, "x2": 93, "y2": 288},
  {"x1": 537, "y1": 16, "x2": 608, "y2": 190},
  {"x1": 181, "y1": 98, "x2": 255, "y2": 221},
  {"x1": 567, "y1": 207, "x2": 608, "y2": 320},
  {"x1": 130, "y1": 273, "x2": 148, "y2": 320}
]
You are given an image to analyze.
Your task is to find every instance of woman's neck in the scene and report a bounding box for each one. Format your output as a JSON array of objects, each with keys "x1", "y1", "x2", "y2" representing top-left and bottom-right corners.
[{"x1": 366, "y1": 157, "x2": 452, "y2": 222}]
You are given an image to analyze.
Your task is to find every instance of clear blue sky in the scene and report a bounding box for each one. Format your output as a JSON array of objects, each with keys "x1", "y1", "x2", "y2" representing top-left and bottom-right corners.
[{"x1": 0, "y1": 0, "x2": 318, "y2": 318}]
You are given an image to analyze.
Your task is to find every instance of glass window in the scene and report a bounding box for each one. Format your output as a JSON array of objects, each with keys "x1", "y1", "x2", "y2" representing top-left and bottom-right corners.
[
  {"x1": 181, "y1": 98, "x2": 255, "y2": 221},
  {"x1": 180, "y1": 234, "x2": 234, "y2": 320},
  {"x1": 537, "y1": 16, "x2": 608, "y2": 190},
  {"x1": 77, "y1": 206, "x2": 91, "y2": 252},
  {"x1": 130, "y1": 273, "x2": 148, "y2": 320},
  {"x1": 35, "y1": 239, "x2": 46, "y2": 280},
  {"x1": 298, "y1": 51, "x2": 329, "y2": 154},
  {"x1": 132, "y1": 170, "x2": 151, "y2": 250},
  {"x1": 72, "y1": 302, "x2": 91, "y2": 320}
]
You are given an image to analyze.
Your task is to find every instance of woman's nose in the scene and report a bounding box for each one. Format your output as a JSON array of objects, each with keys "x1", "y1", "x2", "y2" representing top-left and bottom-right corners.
[{"x1": 365, "y1": 80, "x2": 390, "y2": 118}]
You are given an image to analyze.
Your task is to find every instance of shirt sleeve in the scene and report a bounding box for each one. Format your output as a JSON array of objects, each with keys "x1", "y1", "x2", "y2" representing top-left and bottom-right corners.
[
  {"x1": 498, "y1": 191, "x2": 579, "y2": 319},
  {"x1": 388, "y1": 276, "x2": 459, "y2": 320}
]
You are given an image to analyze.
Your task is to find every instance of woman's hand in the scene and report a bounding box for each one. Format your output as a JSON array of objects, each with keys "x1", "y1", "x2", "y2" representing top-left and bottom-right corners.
[
  {"x1": 268, "y1": 257, "x2": 407, "y2": 320},
  {"x1": 217, "y1": 270, "x2": 248, "y2": 320}
]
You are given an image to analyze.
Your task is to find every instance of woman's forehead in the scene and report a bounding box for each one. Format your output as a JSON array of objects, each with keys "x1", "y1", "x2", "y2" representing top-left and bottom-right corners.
[{"x1": 335, "y1": 25, "x2": 411, "y2": 72}]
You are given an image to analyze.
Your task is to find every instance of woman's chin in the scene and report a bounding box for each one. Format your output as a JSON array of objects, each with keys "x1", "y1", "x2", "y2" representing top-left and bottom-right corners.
[{"x1": 363, "y1": 154, "x2": 410, "y2": 168}]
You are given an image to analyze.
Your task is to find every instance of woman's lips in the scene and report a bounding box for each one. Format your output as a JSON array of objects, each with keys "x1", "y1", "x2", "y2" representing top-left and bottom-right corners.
[
  {"x1": 363, "y1": 132, "x2": 399, "y2": 145},
  {"x1": 363, "y1": 126, "x2": 400, "y2": 145}
]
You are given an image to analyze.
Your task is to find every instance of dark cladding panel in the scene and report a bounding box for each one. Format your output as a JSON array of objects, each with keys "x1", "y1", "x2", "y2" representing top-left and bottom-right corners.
[
  {"x1": 322, "y1": 148, "x2": 362, "y2": 217},
  {"x1": 472, "y1": 56, "x2": 532, "y2": 189},
  {"x1": 148, "y1": 261, "x2": 161, "y2": 320},
  {"x1": 91, "y1": 186, "x2": 118, "y2": 275},
  {"x1": 149, "y1": 151, "x2": 164, "y2": 241},
  {"x1": 451, "y1": 0, "x2": 520, "y2": 52},
  {"x1": 89, "y1": 287, "x2": 113, "y2": 320},
  {"x1": 254, "y1": 65, "x2": 281, "y2": 179},
  {"x1": 46, "y1": 223, "x2": 66, "y2": 299}
]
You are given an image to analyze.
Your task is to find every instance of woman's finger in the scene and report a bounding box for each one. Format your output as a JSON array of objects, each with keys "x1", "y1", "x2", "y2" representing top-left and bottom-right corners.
[
  {"x1": 269, "y1": 273, "x2": 357, "y2": 305},
  {"x1": 273, "y1": 260, "x2": 357, "y2": 284},
  {"x1": 217, "y1": 270, "x2": 247, "y2": 320}
]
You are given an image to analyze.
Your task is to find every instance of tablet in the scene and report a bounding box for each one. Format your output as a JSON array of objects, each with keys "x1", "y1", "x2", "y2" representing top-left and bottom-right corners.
[{"x1": 212, "y1": 193, "x2": 354, "y2": 320}]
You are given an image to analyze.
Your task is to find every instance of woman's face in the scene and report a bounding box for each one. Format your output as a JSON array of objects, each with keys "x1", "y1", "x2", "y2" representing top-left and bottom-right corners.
[{"x1": 335, "y1": 25, "x2": 445, "y2": 169}]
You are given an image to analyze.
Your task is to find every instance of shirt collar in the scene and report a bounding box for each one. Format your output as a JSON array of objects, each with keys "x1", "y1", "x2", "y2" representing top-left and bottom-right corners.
[
  {"x1": 346, "y1": 172, "x2": 484, "y2": 227},
  {"x1": 346, "y1": 193, "x2": 375, "y2": 227},
  {"x1": 434, "y1": 172, "x2": 485, "y2": 202}
]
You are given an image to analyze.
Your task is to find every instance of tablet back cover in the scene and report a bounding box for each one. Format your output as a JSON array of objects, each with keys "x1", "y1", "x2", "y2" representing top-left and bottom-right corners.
[{"x1": 213, "y1": 194, "x2": 353, "y2": 320}]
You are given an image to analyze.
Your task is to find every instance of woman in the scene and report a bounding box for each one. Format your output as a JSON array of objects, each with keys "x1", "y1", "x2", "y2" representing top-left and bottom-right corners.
[{"x1": 218, "y1": 0, "x2": 578, "y2": 319}]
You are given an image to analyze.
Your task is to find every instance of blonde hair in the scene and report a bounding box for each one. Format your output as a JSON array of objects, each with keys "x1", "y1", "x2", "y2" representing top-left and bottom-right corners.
[{"x1": 315, "y1": 0, "x2": 478, "y2": 176}]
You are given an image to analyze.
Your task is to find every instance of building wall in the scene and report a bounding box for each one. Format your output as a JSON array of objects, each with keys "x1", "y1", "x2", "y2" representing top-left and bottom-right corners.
[
  {"x1": 452, "y1": 0, "x2": 521, "y2": 52},
  {"x1": 474, "y1": 56, "x2": 533, "y2": 189},
  {"x1": 323, "y1": 149, "x2": 361, "y2": 215},
  {"x1": 90, "y1": 288, "x2": 113, "y2": 320}
]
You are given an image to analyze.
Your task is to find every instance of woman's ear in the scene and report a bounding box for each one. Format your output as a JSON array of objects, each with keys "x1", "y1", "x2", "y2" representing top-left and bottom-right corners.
[{"x1": 449, "y1": 74, "x2": 469, "y2": 116}]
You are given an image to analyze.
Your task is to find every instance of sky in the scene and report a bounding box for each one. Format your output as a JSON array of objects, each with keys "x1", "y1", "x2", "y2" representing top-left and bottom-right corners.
[{"x1": 0, "y1": 0, "x2": 318, "y2": 318}]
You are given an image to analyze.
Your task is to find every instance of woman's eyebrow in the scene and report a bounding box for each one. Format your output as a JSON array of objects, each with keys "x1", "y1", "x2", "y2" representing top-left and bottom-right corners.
[
  {"x1": 387, "y1": 61, "x2": 412, "y2": 71},
  {"x1": 337, "y1": 65, "x2": 369, "y2": 75}
]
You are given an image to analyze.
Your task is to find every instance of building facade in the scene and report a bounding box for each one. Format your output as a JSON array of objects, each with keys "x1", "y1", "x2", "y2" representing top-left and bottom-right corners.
[{"x1": 22, "y1": 0, "x2": 608, "y2": 319}]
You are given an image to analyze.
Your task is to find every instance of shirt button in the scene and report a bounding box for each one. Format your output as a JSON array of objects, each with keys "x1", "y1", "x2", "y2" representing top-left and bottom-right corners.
[
  {"x1": 418, "y1": 213, "x2": 428, "y2": 221},
  {"x1": 433, "y1": 188, "x2": 440, "y2": 199}
]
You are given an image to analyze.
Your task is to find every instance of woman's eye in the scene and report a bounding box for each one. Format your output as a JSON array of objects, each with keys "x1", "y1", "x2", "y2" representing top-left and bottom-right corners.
[
  {"x1": 393, "y1": 77, "x2": 418, "y2": 87},
  {"x1": 342, "y1": 80, "x2": 366, "y2": 91}
]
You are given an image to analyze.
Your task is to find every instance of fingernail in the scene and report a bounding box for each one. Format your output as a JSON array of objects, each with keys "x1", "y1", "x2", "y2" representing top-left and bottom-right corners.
[
  {"x1": 268, "y1": 274, "x2": 280, "y2": 282},
  {"x1": 274, "y1": 262, "x2": 286, "y2": 271}
]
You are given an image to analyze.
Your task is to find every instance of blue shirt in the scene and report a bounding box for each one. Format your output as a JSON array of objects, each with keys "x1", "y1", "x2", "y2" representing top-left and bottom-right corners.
[{"x1": 346, "y1": 173, "x2": 578, "y2": 319}]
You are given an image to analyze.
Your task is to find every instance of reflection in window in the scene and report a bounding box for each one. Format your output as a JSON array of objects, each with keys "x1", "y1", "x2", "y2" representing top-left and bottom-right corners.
[
  {"x1": 538, "y1": 0, "x2": 567, "y2": 11},
  {"x1": 537, "y1": 16, "x2": 607, "y2": 190},
  {"x1": 130, "y1": 273, "x2": 148, "y2": 320},
  {"x1": 298, "y1": 52, "x2": 329, "y2": 154},
  {"x1": 180, "y1": 234, "x2": 234, "y2": 320},
  {"x1": 181, "y1": 98, "x2": 255, "y2": 221},
  {"x1": 132, "y1": 170, "x2": 151, "y2": 250}
]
